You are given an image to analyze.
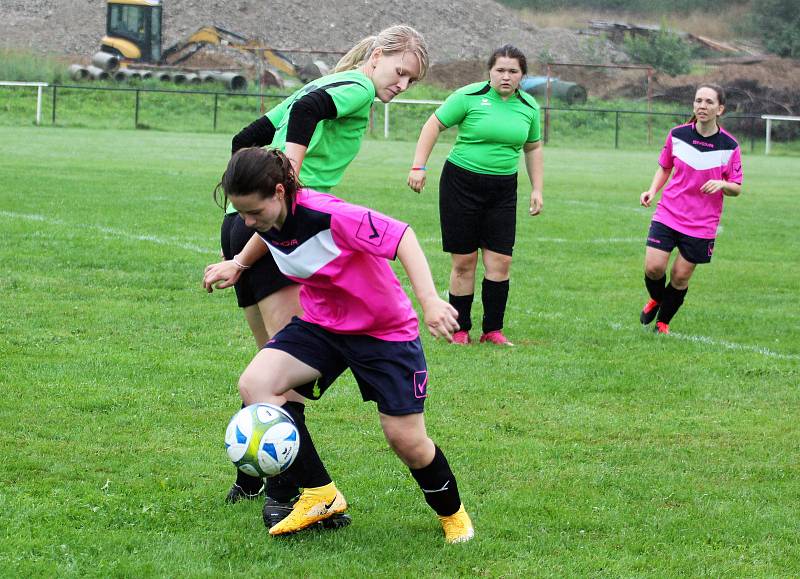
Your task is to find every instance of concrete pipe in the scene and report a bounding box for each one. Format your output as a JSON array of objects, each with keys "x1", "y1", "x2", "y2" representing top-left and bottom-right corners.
[
  {"x1": 212, "y1": 72, "x2": 248, "y2": 91},
  {"x1": 114, "y1": 69, "x2": 142, "y2": 81},
  {"x1": 92, "y1": 51, "x2": 120, "y2": 72},
  {"x1": 86, "y1": 65, "x2": 110, "y2": 81},
  {"x1": 521, "y1": 76, "x2": 588, "y2": 106},
  {"x1": 198, "y1": 71, "x2": 217, "y2": 83},
  {"x1": 172, "y1": 72, "x2": 188, "y2": 84},
  {"x1": 68, "y1": 64, "x2": 89, "y2": 81},
  {"x1": 182, "y1": 73, "x2": 201, "y2": 84},
  {"x1": 127, "y1": 69, "x2": 152, "y2": 80},
  {"x1": 157, "y1": 71, "x2": 173, "y2": 82}
]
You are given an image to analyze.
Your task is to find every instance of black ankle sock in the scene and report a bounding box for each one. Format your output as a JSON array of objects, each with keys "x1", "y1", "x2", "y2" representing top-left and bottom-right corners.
[
  {"x1": 280, "y1": 401, "x2": 331, "y2": 489},
  {"x1": 266, "y1": 401, "x2": 306, "y2": 502},
  {"x1": 657, "y1": 283, "x2": 688, "y2": 325},
  {"x1": 449, "y1": 293, "x2": 474, "y2": 332},
  {"x1": 234, "y1": 402, "x2": 264, "y2": 493},
  {"x1": 481, "y1": 278, "x2": 509, "y2": 334},
  {"x1": 645, "y1": 274, "x2": 667, "y2": 303},
  {"x1": 409, "y1": 446, "x2": 462, "y2": 517}
]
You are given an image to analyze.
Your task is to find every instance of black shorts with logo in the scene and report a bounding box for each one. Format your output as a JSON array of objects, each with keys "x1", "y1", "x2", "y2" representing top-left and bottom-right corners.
[
  {"x1": 646, "y1": 220, "x2": 715, "y2": 264},
  {"x1": 264, "y1": 318, "x2": 429, "y2": 416},
  {"x1": 220, "y1": 213, "x2": 296, "y2": 308},
  {"x1": 439, "y1": 160, "x2": 518, "y2": 256}
]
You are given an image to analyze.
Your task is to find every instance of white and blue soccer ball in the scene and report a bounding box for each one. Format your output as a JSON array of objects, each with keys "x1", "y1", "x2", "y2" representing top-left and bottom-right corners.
[{"x1": 224, "y1": 403, "x2": 300, "y2": 477}]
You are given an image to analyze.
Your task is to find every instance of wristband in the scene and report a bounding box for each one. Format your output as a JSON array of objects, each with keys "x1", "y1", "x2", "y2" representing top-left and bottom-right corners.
[
  {"x1": 232, "y1": 255, "x2": 251, "y2": 271},
  {"x1": 411, "y1": 166, "x2": 426, "y2": 171}
]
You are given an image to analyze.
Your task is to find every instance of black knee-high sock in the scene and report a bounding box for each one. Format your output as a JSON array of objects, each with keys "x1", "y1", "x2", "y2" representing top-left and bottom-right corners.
[
  {"x1": 266, "y1": 400, "x2": 306, "y2": 502},
  {"x1": 280, "y1": 400, "x2": 331, "y2": 489},
  {"x1": 645, "y1": 274, "x2": 667, "y2": 303},
  {"x1": 657, "y1": 283, "x2": 688, "y2": 325},
  {"x1": 449, "y1": 293, "x2": 474, "y2": 332},
  {"x1": 235, "y1": 402, "x2": 265, "y2": 493},
  {"x1": 482, "y1": 278, "x2": 509, "y2": 334},
  {"x1": 409, "y1": 446, "x2": 462, "y2": 517}
]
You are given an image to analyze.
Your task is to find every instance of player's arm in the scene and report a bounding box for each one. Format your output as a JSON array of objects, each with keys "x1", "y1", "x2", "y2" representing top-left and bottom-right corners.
[
  {"x1": 396, "y1": 227, "x2": 459, "y2": 341},
  {"x1": 700, "y1": 180, "x2": 741, "y2": 196},
  {"x1": 231, "y1": 116, "x2": 277, "y2": 154},
  {"x1": 640, "y1": 166, "x2": 671, "y2": 207},
  {"x1": 407, "y1": 114, "x2": 446, "y2": 193},
  {"x1": 203, "y1": 233, "x2": 269, "y2": 293},
  {"x1": 284, "y1": 89, "x2": 340, "y2": 176},
  {"x1": 523, "y1": 140, "x2": 544, "y2": 215}
]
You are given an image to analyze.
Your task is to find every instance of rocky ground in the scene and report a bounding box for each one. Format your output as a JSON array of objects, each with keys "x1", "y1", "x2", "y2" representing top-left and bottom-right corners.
[{"x1": 0, "y1": 0, "x2": 621, "y2": 67}]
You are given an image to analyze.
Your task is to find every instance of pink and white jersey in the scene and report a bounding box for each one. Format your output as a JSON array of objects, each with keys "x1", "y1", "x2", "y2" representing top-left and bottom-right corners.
[
  {"x1": 654, "y1": 123, "x2": 743, "y2": 238},
  {"x1": 258, "y1": 189, "x2": 418, "y2": 341}
]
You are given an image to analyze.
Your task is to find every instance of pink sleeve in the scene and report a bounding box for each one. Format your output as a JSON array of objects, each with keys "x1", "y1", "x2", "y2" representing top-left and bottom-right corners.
[
  {"x1": 330, "y1": 201, "x2": 409, "y2": 260},
  {"x1": 658, "y1": 132, "x2": 674, "y2": 169},
  {"x1": 724, "y1": 147, "x2": 743, "y2": 184}
]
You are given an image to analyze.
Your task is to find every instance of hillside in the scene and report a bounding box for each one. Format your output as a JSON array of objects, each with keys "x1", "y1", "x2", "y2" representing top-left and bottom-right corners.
[{"x1": 0, "y1": 0, "x2": 621, "y2": 66}]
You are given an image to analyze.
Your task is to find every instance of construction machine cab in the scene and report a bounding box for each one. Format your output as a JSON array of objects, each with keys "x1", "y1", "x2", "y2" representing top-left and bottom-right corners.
[{"x1": 102, "y1": 0, "x2": 163, "y2": 63}]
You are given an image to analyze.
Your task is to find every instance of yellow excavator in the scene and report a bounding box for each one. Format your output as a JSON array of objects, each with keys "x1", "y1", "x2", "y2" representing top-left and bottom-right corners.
[{"x1": 99, "y1": 0, "x2": 296, "y2": 75}]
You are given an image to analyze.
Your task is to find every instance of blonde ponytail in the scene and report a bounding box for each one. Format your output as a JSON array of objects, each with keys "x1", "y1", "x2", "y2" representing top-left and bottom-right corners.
[{"x1": 334, "y1": 25, "x2": 429, "y2": 79}]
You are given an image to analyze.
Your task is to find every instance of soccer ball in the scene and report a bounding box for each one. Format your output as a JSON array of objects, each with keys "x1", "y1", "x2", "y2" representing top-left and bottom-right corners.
[{"x1": 224, "y1": 403, "x2": 300, "y2": 477}]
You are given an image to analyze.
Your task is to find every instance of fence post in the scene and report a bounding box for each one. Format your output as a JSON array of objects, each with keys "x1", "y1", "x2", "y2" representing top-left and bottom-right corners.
[
  {"x1": 213, "y1": 93, "x2": 219, "y2": 131},
  {"x1": 764, "y1": 118, "x2": 771, "y2": 155},
  {"x1": 384, "y1": 102, "x2": 390, "y2": 139},
  {"x1": 51, "y1": 85, "x2": 57, "y2": 125},
  {"x1": 135, "y1": 89, "x2": 141, "y2": 129},
  {"x1": 749, "y1": 116, "x2": 755, "y2": 153},
  {"x1": 615, "y1": 111, "x2": 620, "y2": 149}
]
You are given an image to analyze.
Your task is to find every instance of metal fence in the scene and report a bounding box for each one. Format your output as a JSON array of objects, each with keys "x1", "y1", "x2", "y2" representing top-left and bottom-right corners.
[{"x1": 2, "y1": 82, "x2": 797, "y2": 154}]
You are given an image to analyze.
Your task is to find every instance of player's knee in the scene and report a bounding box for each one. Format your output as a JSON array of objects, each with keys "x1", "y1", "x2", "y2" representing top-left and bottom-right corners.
[
  {"x1": 645, "y1": 264, "x2": 666, "y2": 279},
  {"x1": 386, "y1": 432, "x2": 432, "y2": 467},
  {"x1": 238, "y1": 368, "x2": 280, "y2": 404}
]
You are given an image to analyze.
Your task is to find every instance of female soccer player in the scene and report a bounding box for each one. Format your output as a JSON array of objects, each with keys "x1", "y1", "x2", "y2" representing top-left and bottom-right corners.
[
  {"x1": 407, "y1": 44, "x2": 543, "y2": 347},
  {"x1": 219, "y1": 25, "x2": 428, "y2": 508},
  {"x1": 639, "y1": 83, "x2": 743, "y2": 334},
  {"x1": 204, "y1": 148, "x2": 474, "y2": 544}
]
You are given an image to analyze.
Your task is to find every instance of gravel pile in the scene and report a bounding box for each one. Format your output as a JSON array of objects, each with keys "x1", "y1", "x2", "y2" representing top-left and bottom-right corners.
[{"x1": 1, "y1": 0, "x2": 622, "y2": 67}]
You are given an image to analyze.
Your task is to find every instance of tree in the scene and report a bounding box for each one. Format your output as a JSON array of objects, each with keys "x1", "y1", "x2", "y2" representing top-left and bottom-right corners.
[
  {"x1": 751, "y1": 0, "x2": 800, "y2": 58},
  {"x1": 624, "y1": 28, "x2": 692, "y2": 77}
]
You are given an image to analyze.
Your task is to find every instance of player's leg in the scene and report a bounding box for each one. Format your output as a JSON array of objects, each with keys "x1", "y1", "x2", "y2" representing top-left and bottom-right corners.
[
  {"x1": 380, "y1": 412, "x2": 474, "y2": 544},
  {"x1": 655, "y1": 252, "x2": 697, "y2": 333},
  {"x1": 480, "y1": 249, "x2": 513, "y2": 345},
  {"x1": 440, "y1": 160, "x2": 482, "y2": 344},
  {"x1": 449, "y1": 252, "x2": 478, "y2": 343},
  {"x1": 641, "y1": 221, "x2": 675, "y2": 325},
  {"x1": 250, "y1": 323, "x2": 351, "y2": 535}
]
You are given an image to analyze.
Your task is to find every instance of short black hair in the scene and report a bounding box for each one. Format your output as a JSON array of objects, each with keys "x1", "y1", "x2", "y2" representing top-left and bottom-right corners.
[{"x1": 488, "y1": 44, "x2": 527, "y2": 76}]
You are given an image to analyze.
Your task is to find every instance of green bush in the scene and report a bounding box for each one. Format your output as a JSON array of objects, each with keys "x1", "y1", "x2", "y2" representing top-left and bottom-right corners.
[
  {"x1": 623, "y1": 28, "x2": 692, "y2": 76},
  {"x1": 750, "y1": 0, "x2": 800, "y2": 58},
  {"x1": 0, "y1": 49, "x2": 67, "y2": 83}
]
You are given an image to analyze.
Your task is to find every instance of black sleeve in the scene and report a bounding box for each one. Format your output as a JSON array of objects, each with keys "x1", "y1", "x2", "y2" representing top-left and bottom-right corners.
[
  {"x1": 286, "y1": 89, "x2": 338, "y2": 147},
  {"x1": 231, "y1": 116, "x2": 277, "y2": 154}
]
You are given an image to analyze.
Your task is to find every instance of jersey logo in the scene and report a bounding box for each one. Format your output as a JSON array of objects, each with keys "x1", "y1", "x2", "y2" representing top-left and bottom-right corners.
[
  {"x1": 480, "y1": 98, "x2": 491, "y2": 107},
  {"x1": 356, "y1": 211, "x2": 388, "y2": 246},
  {"x1": 414, "y1": 371, "x2": 428, "y2": 399}
]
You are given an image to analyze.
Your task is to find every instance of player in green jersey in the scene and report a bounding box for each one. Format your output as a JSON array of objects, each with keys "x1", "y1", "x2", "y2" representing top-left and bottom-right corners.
[
  {"x1": 217, "y1": 25, "x2": 429, "y2": 525},
  {"x1": 407, "y1": 44, "x2": 543, "y2": 347}
]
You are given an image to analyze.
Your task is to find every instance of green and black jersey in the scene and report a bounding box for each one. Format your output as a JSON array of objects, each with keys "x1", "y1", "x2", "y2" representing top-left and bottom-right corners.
[
  {"x1": 269, "y1": 69, "x2": 376, "y2": 190},
  {"x1": 435, "y1": 81, "x2": 541, "y2": 175}
]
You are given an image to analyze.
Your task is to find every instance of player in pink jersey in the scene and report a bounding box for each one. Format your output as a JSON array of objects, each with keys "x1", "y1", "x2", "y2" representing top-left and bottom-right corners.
[
  {"x1": 639, "y1": 84, "x2": 743, "y2": 334},
  {"x1": 203, "y1": 148, "x2": 474, "y2": 544}
]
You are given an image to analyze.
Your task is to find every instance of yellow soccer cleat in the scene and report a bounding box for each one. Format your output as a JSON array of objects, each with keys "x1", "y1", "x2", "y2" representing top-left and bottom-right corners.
[
  {"x1": 438, "y1": 504, "x2": 474, "y2": 544},
  {"x1": 268, "y1": 482, "x2": 348, "y2": 536}
]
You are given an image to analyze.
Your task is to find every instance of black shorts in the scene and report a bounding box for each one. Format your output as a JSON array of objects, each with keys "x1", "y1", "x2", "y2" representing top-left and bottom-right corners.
[
  {"x1": 439, "y1": 160, "x2": 517, "y2": 256},
  {"x1": 646, "y1": 220, "x2": 715, "y2": 264},
  {"x1": 220, "y1": 213, "x2": 296, "y2": 308},
  {"x1": 264, "y1": 318, "x2": 429, "y2": 416}
]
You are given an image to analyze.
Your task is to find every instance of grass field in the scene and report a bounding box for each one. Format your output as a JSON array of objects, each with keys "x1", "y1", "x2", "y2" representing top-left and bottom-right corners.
[{"x1": 1, "y1": 126, "x2": 798, "y2": 577}]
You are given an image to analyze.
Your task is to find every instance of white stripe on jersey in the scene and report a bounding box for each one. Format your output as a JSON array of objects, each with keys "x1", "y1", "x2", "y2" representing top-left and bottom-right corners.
[
  {"x1": 672, "y1": 138, "x2": 734, "y2": 171},
  {"x1": 265, "y1": 229, "x2": 341, "y2": 279}
]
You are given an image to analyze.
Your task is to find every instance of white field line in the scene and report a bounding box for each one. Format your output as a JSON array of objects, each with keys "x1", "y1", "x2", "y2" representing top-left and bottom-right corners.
[
  {"x1": 1, "y1": 210, "x2": 216, "y2": 255},
  {"x1": 5, "y1": 211, "x2": 796, "y2": 361},
  {"x1": 608, "y1": 322, "x2": 800, "y2": 361}
]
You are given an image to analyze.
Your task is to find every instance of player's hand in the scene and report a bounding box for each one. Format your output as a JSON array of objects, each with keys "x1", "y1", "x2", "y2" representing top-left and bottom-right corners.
[
  {"x1": 407, "y1": 169, "x2": 427, "y2": 193},
  {"x1": 529, "y1": 190, "x2": 543, "y2": 216},
  {"x1": 203, "y1": 260, "x2": 242, "y2": 293},
  {"x1": 700, "y1": 179, "x2": 725, "y2": 194},
  {"x1": 423, "y1": 298, "x2": 459, "y2": 342},
  {"x1": 640, "y1": 191, "x2": 655, "y2": 207}
]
